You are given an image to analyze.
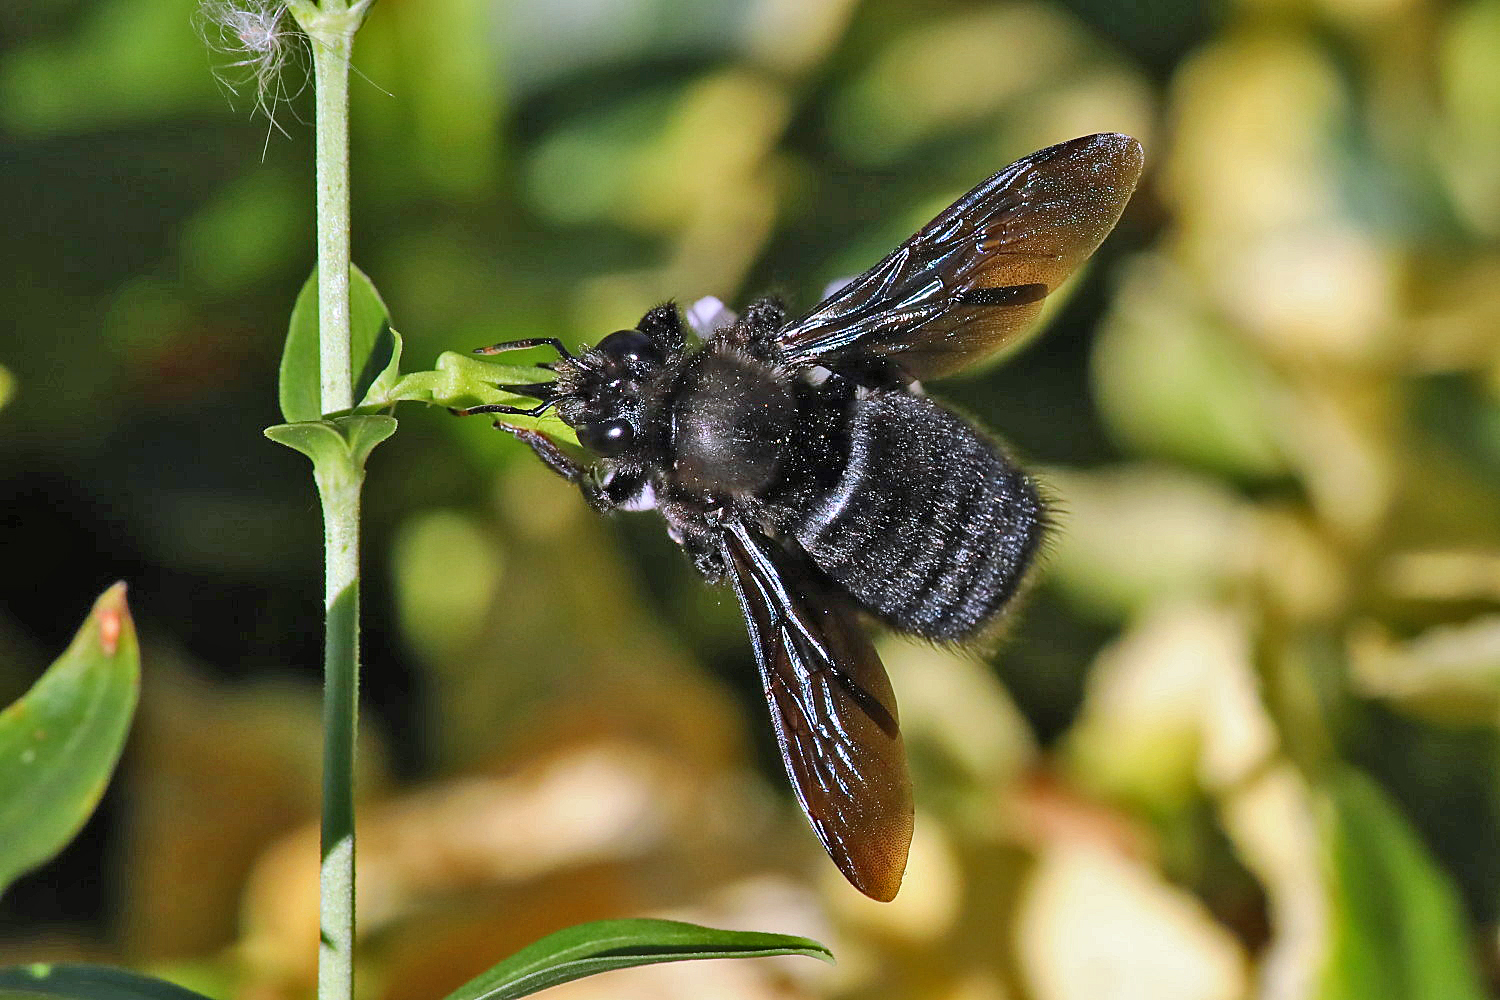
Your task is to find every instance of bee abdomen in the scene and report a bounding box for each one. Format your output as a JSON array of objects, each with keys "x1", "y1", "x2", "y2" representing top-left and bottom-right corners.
[{"x1": 790, "y1": 391, "x2": 1043, "y2": 641}]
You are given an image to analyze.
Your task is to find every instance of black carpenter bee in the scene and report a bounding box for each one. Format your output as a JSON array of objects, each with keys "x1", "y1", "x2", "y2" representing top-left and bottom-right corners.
[{"x1": 457, "y1": 134, "x2": 1143, "y2": 900}]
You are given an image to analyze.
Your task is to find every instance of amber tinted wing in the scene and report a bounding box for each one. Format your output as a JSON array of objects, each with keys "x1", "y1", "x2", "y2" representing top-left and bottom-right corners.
[
  {"x1": 722, "y1": 521, "x2": 913, "y2": 901},
  {"x1": 777, "y1": 132, "x2": 1143, "y2": 381}
]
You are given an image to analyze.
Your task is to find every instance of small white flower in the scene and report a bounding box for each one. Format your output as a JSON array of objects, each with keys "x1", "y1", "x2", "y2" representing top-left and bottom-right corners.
[{"x1": 687, "y1": 296, "x2": 737, "y2": 337}]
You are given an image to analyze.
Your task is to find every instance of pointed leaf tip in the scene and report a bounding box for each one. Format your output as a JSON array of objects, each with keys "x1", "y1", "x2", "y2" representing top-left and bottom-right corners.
[
  {"x1": 99, "y1": 609, "x2": 120, "y2": 654},
  {"x1": 96, "y1": 583, "x2": 129, "y2": 655},
  {"x1": 441, "y1": 918, "x2": 832, "y2": 1000},
  {"x1": 0, "y1": 585, "x2": 139, "y2": 894}
]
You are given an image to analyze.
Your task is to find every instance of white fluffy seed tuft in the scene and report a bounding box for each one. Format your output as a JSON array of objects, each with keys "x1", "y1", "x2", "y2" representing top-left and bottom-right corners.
[{"x1": 196, "y1": 0, "x2": 308, "y2": 150}]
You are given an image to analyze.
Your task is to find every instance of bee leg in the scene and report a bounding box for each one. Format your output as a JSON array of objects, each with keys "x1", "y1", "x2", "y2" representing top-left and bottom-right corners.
[
  {"x1": 687, "y1": 540, "x2": 727, "y2": 581},
  {"x1": 672, "y1": 527, "x2": 725, "y2": 580},
  {"x1": 471, "y1": 336, "x2": 575, "y2": 359},
  {"x1": 660, "y1": 503, "x2": 727, "y2": 581},
  {"x1": 492, "y1": 424, "x2": 615, "y2": 513},
  {"x1": 741, "y1": 296, "x2": 787, "y2": 329}
]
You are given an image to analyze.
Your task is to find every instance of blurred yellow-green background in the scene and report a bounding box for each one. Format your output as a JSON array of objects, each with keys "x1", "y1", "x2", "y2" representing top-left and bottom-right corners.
[{"x1": 3, "y1": 0, "x2": 1500, "y2": 997}]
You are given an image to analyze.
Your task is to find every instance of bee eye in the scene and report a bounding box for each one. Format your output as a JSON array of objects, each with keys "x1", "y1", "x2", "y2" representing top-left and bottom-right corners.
[
  {"x1": 595, "y1": 329, "x2": 662, "y2": 367},
  {"x1": 578, "y1": 417, "x2": 634, "y2": 456}
]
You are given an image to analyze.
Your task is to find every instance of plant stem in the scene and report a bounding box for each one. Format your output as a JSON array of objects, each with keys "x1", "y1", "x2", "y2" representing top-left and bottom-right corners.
[
  {"x1": 315, "y1": 463, "x2": 361, "y2": 1000},
  {"x1": 289, "y1": 0, "x2": 368, "y2": 415},
  {"x1": 284, "y1": 4, "x2": 372, "y2": 1000}
]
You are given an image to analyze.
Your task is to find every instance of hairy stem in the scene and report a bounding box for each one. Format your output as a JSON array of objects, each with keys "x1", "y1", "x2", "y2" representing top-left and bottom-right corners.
[
  {"x1": 288, "y1": 0, "x2": 368, "y2": 414},
  {"x1": 315, "y1": 463, "x2": 361, "y2": 1000},
  {"x1": 284, "y1": 4, "x2": 372, "y2": 1000}
]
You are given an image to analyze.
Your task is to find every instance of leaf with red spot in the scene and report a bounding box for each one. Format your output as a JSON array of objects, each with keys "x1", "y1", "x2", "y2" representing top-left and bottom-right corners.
[{"x1": 0, "y1": 583, "x2": 140, "y2": 896}]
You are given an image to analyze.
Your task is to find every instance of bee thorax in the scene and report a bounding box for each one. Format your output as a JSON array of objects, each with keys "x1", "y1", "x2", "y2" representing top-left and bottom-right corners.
[{"x1": 667, "y1": 349, "x2": 795, "y2": 494}]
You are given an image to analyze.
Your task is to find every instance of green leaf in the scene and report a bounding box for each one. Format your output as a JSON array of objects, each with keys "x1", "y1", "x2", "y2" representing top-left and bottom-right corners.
[
  {"x1": 350, "y1": 266, "x2": 396, "y2": 406},
  {"x1": 342, "y1": 414, "x2": 398, "y2": 469},
  {"x1": 441, "y1": 919, "x2": 833, "y2": 1000},
  {"x1": 0, "y1": 963, "x2": 214, "y2": 1000},
  {"x1": 264, "y1": 416, "x2": 397, "y2": 472},
  {"x1": 0, "y1": 584, "x2": 139, "y2": 895},
  {"x1": 355, "y1": 328, "x2": 407, "y2": 410},
  {"x1": 280, "y1": 272, "x2": 322, "y2": 424},
  {"x1": 264, "y1": 420, "x2": 351, "y2": 468},
  {"x1": 1318, "y1": 769, "x2": 1487, "y2": 1000},
  {"x1": 279, "y1": 264, "x2": 394, "y2": 423}
]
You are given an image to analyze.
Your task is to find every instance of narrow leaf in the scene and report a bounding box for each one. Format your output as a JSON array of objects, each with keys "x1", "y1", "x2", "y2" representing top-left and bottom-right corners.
[
  {"x1": 0, "y1": 584, "x2": 139, "y2": 895},
  {"x1": 441, "y1": 919, "x2": 833, "y2": 1000},
  {"x1": 0, "y1": 964, "x2": 213, "y2": 1000},
  {"x1": 1318, "y1": 768, "x2": 1486, "y2": 1000},
  {"x1": 279, "y1": 264, "x2": 393, "y2": 422}
]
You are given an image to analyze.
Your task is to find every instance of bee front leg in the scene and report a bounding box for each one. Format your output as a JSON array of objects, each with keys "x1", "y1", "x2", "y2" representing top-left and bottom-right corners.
[{"x1": 492, "y1": 424, "x2": 614, "y2": 513}]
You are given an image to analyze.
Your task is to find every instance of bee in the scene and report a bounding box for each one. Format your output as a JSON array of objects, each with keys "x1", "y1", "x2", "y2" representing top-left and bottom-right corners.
[{"x1": 458, "y1": 134, "x2": 1143, "y2": 900}]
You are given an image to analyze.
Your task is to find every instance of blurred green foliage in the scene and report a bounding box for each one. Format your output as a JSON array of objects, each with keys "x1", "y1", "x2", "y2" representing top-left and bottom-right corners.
[{"x1": 2, "y1": 0, "x2": 1498, "y2": 998}]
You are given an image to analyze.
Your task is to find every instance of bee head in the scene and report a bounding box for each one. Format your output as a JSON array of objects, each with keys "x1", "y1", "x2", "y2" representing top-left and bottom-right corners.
[
  {"x1": 476, "y1": 305, "x2": 684, "y2": 458},
  {"x1": 552, "y1": 328, "x2": 668, "y2": 456}
]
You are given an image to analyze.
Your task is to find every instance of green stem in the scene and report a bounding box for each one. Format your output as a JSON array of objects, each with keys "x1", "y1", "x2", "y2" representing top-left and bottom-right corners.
[
  {"x1": 314, "y1": 45, "x2": 351, "y2": 415},
  {"x1": 284, "y1": 4, "x2": 372, "y2": 1000},
  {"x1": 315, "y1": 465, "x2": 361, "y2": 1000},
  {"x1": 288, "y1": 0, "x2": 371, "y2": 415}
]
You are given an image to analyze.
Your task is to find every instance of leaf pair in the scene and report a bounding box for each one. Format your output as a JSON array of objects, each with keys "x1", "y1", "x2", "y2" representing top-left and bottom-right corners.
[{"x1": 267, "y1": 265, "x2": 400, "y2": 472}]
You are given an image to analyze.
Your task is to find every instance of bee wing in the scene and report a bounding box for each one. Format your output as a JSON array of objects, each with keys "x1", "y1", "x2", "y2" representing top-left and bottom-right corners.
[
  {"x1": 722, "y1": 521, "x2": 913, "y2": 901},
  {"x1": 776, "y1": 132, "x2": 1143, "y2": 381}
]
